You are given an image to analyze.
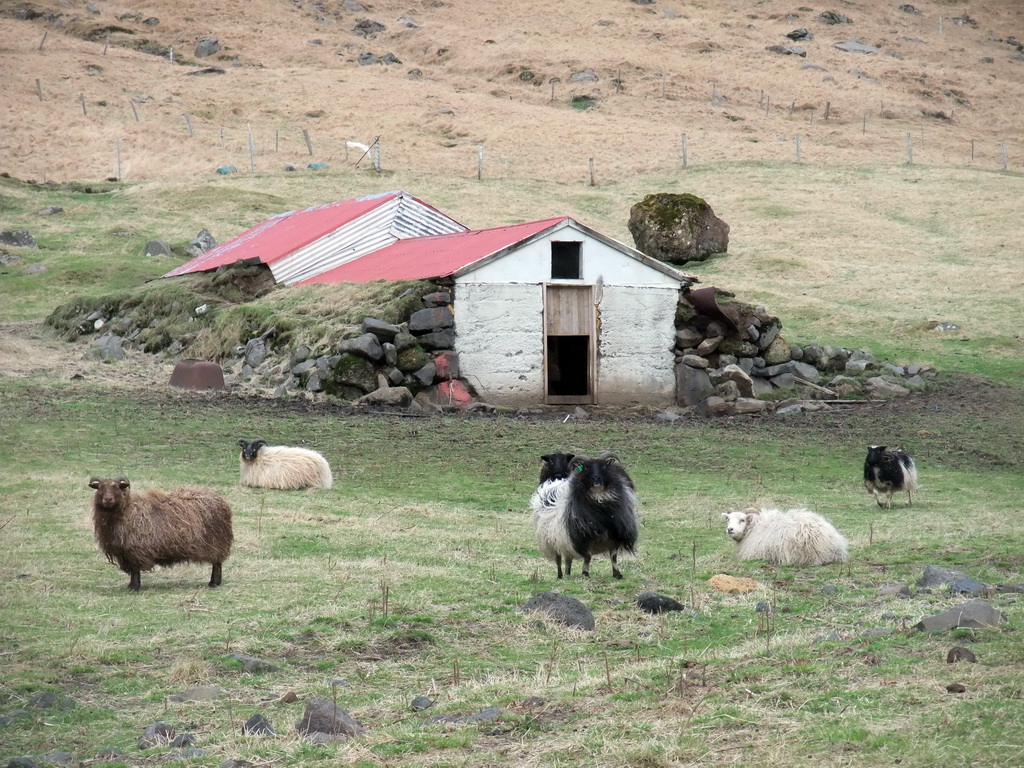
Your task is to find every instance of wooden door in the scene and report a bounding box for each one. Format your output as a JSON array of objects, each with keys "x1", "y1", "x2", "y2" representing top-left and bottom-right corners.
[{"x1": 543, "y1": 284, "x2": 596, "y2": 404}]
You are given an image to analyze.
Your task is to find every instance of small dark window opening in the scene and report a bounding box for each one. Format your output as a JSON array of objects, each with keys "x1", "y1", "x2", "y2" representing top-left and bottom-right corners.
[
  {"x1": 551, "y1": 241, "x2": 582, "y2": 279},
  {"x1": 547, "y1": 336, "x2": 589, "y2": 396}
]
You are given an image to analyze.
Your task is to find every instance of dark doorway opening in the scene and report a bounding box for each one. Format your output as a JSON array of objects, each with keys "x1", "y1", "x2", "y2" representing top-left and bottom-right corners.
[{"x1": 546, "y1": 335, "x2": 590, "y2": 396}]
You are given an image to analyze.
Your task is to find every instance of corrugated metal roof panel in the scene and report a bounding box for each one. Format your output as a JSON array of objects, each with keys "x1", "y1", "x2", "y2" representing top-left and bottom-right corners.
[
  {"x1": 297, "y1": 218, "x2": 567, "y2": 284},
  {"x1": 273, "y1": 195, "x2": 467, "y2": 285},
  {"x1": 163, "y1": 191, "x2": 465, "y2": 280}
]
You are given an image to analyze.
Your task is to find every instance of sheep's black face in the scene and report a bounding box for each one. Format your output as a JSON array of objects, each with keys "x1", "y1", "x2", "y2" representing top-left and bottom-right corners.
[
  {"x1": 540, "y1": 452, "x2": 576, "y2": 482},
  {"x1": 865, "y1": 445, "x2": 887, "y2": 466},
  {"x1": 239, "y1": 438, "x2": 266, "y2": 461},
  {"x1": 575, "y1": 458, "x2": 615, "y2": 497}
]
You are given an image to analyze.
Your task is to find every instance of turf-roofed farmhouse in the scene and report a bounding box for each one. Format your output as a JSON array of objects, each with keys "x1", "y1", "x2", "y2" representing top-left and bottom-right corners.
[{"x1": 168, "y1": 190, "x2": 692, "y2": 407}]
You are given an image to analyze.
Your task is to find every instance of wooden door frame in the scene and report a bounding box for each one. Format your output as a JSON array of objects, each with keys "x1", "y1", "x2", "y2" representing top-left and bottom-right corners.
[{"x1": 542, "y1": 283, "x2": 597, "y2": 405}]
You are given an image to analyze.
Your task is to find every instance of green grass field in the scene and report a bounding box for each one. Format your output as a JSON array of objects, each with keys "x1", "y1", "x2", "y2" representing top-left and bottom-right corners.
[{"x1": 1, "y1": 164, "x2": 1023, "y2": 767}]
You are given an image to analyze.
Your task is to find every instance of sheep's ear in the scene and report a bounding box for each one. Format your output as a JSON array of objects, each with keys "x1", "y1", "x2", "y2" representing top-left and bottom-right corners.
[
  {"x1": 744, "y1": 507, "x2": 761, "y2": 516},
  {"x1": 115, "y1": 476, "x2": 130, "y2": 489},
  {"x1": 540, "y1": 454, "x2": 551, "y2": 462},
  {"x1": 565, "y1": 452, "x2": 576, "y2": 462},
  {"x1": 237, "y1": 439, "x2": 248, "y2": 448},
  {"x1": 599, "y1": 451, "x2": 619, "y2": 463},
  {"x1": 88, "y1": 477, "x2": 101, "y2": 489},
  {"x1": 720, "y1": 512, "x2": 729, "y2": 520}
]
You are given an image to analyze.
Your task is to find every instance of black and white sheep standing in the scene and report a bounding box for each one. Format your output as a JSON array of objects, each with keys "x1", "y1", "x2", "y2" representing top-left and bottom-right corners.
[
  {"x1": 237, "y1": 437, "x2": 333, "y2": 490},
  {"x1": 863, "y1": 445, "x2": 918, "y2": 508},
  {"x1": 89, "y1": 476, "x2": 234, "y2": 591},
  {"x1": 530, "y1": 453, "x2": 639, "y2": 579},
  {"x1": 722, "y1": 507, "x2": 848, "y2": 566}
]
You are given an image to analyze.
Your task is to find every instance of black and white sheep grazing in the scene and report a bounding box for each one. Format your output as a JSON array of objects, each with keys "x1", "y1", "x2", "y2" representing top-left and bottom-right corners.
[
  {"x1": 863, "y1": 445, "x2": 918, "y2": 508},
  {"x1": 530, "y1": 453, "x2": 639, "y2": 579},
  {"x1": 89, "y1": 476, "x2": 234, "y2": 591},
  {"x1": 538, "y1": 451, "x2": 576, "y2": 484},
  {"x1": 722, "y1": 507, "x2": 848, "y2": 566},
  {"x1": 237, "y1": 437, "x2": 333, "y2": 490}
]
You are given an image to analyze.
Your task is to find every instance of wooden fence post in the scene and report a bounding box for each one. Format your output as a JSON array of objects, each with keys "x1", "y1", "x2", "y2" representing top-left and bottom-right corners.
[
  {"x1": 681, "y1": 133, "x2": 688, "y2": 169},
  {"x1": 35, "y1": 79, "x2": 43, "y2": 101},
  {"x1": 116, "y1": 139, "x2": 122, "y2": 181},
  {"x1": 129, "y1": 99, "x2": 139, "y2": 122},
  {"x1": 247, "y1": 123, "x2": 256, "y2": 173},
  {"x1": 588, "y1": 157, "x2": 595, "y2": 186},
  {"x1": 795, "y1": 135, "x2": 801, "y2": 164},
  {"x1": 79, "y1": 93, "x2": 87, "y2": 116},
  {"x1": 183, "y1": 114, "x2": 194, "y2": 137},
  {"x1": 905, "y1": 133, "x2": 913, "y2": 165},
  {"x1": 302, "y1": 129, "x2": 313, "y2": 155},
  {"x1": 477, "y1": 143, "x2": 484, "y2": 180}
]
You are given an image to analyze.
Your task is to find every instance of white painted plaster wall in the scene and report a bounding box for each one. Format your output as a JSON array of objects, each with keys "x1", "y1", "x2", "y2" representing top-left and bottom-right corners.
[
  {"x1": 453, "y1": 282, "x2": 546, "y2": 402},
  {"x1": 595, "y1": 285, "x2": 679, "y2": 404}
]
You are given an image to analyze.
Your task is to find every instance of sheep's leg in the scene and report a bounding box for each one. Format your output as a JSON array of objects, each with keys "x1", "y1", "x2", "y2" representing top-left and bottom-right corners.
[
  {"x1": 581, "y1": 555, "x2": 592, "y2": 578},
  {"x1": 610, "y1": 553, "x2": 623, "y2": 580},
  {"x1": 555, "y1": 555, "x2": 564, "y2": 579},
  {"x1": 128, "y1": 569, "x2": 141, "y2": 592},
  {"x1": 209, "y1": 563, "x2": 223, "y2": 588},
  {"x1": 907, "y1": 488, "x2": 914, "y2": 506}
]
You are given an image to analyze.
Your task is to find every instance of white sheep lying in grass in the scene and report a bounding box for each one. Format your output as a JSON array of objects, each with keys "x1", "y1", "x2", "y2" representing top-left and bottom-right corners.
[
  {"x1": 237, "y1": 438, "x2": 333, "y2": 490},
  {"x1": 722, "y1": 507, "x2": 848, "y2": 566}
]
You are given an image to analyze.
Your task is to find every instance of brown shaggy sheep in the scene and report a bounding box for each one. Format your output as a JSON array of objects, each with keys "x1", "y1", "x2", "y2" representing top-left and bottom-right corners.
[{"x1": 89, "y1": 476, "x2": 234, "y2": 591}]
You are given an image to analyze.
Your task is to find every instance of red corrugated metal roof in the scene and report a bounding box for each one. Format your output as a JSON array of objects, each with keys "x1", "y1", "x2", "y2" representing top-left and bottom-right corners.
[
  {"x1": 297, "y1": 217, "x2": 568, "y2": 284},
  {"x1": 163, "y1": 191, "x2": 458, "y2": 278}
]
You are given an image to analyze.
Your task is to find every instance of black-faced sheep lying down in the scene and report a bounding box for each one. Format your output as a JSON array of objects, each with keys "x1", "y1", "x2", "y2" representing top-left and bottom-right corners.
[
  {"x1": 863, "y1": 445, "x2": 918, "y2": 508},
  {"x1": 722, "y1": 507, "x2": 848, "y2": 566},
  {"x1": 89, "y1": 476, "x2": 234, "y2": 591},
  {"x1": 530, "y1": 453, "x2": 639, "y2": 579},
  {"x1": 538, "y1": 451, "x2": 577, "y2": 484},
  {"x1": 237, "y1": 437, "x2": 333, "y2": 490}
]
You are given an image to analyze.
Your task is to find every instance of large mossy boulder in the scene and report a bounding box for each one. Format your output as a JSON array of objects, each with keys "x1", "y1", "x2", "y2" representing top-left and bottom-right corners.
[{"x1": 628, "y1": 193, "x2": 730, "y2": 265}]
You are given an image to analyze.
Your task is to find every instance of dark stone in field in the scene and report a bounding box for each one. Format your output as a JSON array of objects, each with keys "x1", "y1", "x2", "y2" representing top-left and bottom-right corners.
[
  {"x1": 217, "y1": 760, "x2": 255, "y2": 768},
  {"x1": 914, "y1": 600, "x2": 1006, "y2": 632},
  {"x1": 522, "y1": 592, "x2": 595, "y2": 631},
  {"x1": 859, "y1": 628, "x2": 893, "y2": 638},
  {"x1": 170, "y1": 733, "x2": 196, "y2": 747},
  {"x1": 878, "y1": 583, "x2": 912, "y2": 598},
  {"x1": 242, "y1": 714, "x2": 277, "y2": 735},
  {"x1": 0, "y1": 709, "x2": 31, "y2": 725},
  {"x1": 947, "y1": 646, "x2": 978, "y2": 664},
  {"x1": 996, "y1": 583, "x2": 1024, "y2": 593},
  {"x1": 917, "y1": 565, "x2": 968, "y2": 589},
  {"x1": 823, "y1": 585, "x2": 839, "y2": 595},
  {"x1": 174, "y1": 748, "x2": 206, "y2": 759},
  {"x1": 40, "y1": 752, "x2": 75, "y2": 765},
  {"x1": 410, "y1": 696, "x2": 434, "y2": 711},
  {"x1": 0, "y1": 230, "x2": 38, "y2": 248},
  {"x1": 226, "y1": 653, "x2": 279, "y2": 673},
  {"x1": 167, "y1": 685, "x2": 220, "y2": 702},
  {"x1": 6, "y1": 758, "x2": 39, "y2": 768},
  {"x1": 755, "y1": 601, "x2": 773, "y2": 613},
  {"x1": 946, "y1": 682, "x2": 967, "y2": 693},
  {"x1": 138, "y1": 722, "x2": 175, "y2": 749},
  {"x1": 464, "y1": 707, "x2": 501, "y2": 722},
  {"x1": 26, "y1": 691, "x2": 61, "y2": 709},
  {"x1": 296, "y1": 697, "x2": 365, "y2": 738},
  {"x1": 637, "y1": 591, "x2": 685, "y2": 614},
  {"x1": 950, "y1": 578, "x2": 987, "y2": 596}
]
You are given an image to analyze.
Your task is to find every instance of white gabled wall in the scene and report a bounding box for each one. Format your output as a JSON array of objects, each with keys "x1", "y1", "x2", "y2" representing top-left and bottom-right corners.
[
  {"x1": 462, "y1": 223, "x2": 680, "y2": 287},
  {"x1": 453, "y1": 226, "x2": 682, "y2": 406}
]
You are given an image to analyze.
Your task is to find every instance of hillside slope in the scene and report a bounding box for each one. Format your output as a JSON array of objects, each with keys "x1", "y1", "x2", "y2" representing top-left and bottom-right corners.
[{"x1": 2, "y1": 0, "x2": 1023, "y2": 183}]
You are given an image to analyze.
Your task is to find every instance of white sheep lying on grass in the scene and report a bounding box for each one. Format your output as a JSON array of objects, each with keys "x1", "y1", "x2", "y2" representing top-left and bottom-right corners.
[{"x1": 722, "y1": 507, "x2": 848, "y2": 566}]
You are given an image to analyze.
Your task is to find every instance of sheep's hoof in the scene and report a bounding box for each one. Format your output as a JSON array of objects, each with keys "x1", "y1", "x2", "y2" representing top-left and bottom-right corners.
[{"x1": 612, "y1": 570, "x2": 624, "y2": 580}]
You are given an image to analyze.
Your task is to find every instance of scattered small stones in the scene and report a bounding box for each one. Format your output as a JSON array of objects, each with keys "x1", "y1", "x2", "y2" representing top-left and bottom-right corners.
[
  {"x1": 946, "y1": 682, "x2": 967, "y2": 694},
  {"x1": 878, "y1": 583, "x2": 912, "y2": 598},
  {"x1": 637, "y1": 591, "x2": 685, "y2": 614},
  {"x1": 195, "y1": 38, "x2": 221, "y2": 58},
  {"x1": 522, "y1": 592, "x2": 595, "y2": 631},
  {"x1": 947, "y1": 646, "x2": 978, "y2": 664},
  {"x1": 37, "y1": 205, "x2": 64, "y2": 215},
  {"x1": 950, "y1": 578, "x2": 988, "y2": 597},
  {"x1": 835, "y1": 41, "x2": 879, "y2": 54}
]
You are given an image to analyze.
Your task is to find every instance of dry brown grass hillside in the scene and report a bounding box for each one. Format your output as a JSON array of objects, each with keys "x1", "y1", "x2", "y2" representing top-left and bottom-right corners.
[{"x1": 2, "y1": 0, "x2": 1023, "y2": 184}]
